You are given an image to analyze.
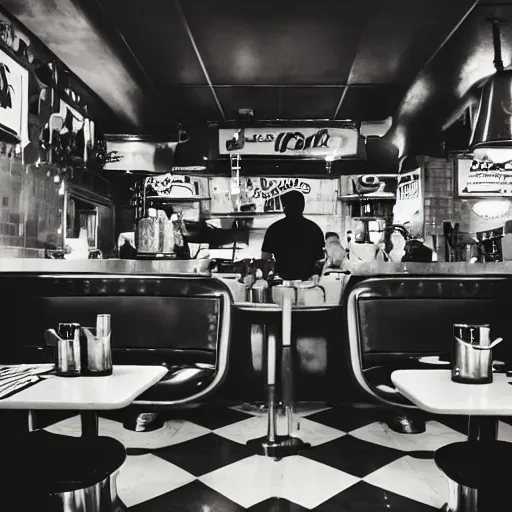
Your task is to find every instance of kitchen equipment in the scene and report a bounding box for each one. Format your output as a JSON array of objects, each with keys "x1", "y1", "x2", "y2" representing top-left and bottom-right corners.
[
  {"x1": 216, "y1": 274, "x2": 247, "y2": 302},
  {"x1": 452, "y1": 324, "x2": 503, "y2": 384},
  {"x1": 273, "y1": 280, "x2": 326, "y2": 306},
  {"x1": 55, "y1": 323, "x2": 82, "y2": 377},
  {"x1": 294, "y1": 281, "x2": 325, "y2": 306},
  {"x1": 251, "y1": 275, "x2": 269, "y2": 303},
  {"x1": 319, "y1": 270, "x2": 350, "y2": 306},
  {"x1": 81, "y1": 314, "x2": 112, "y2": 376},
  {"x1": 137, "y1": 208, "x2": 160, "y2": 254}
]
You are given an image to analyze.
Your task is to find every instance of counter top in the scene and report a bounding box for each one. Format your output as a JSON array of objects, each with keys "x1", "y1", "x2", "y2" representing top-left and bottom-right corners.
[
  {"x1": 234, "y1": 302, "x2": 336, "y2": 312},
  {"x1": 3, "y1": 258, "x2": 512, "y2": 276}
]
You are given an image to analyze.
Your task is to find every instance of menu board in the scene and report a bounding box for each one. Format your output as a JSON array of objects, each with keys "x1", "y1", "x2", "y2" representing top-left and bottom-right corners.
[
  {"x1": 103, "y1": 139, "x2": 178, "y2": 173},
  {"x1": 0, "y1": 48, "x2": 28, "y2": 146},
  {"x1": 393, "y1": 168, "x2": 424, "y2": 235},
  {"x1": 457, "y1": 158, "x2": 512, "y2": 197},
  {"x1": 219, "y1": 126, "x2": 359, "y2": 159},
  {"x1": 210, "y1": 177, "x2": 336, "y2": 215}
]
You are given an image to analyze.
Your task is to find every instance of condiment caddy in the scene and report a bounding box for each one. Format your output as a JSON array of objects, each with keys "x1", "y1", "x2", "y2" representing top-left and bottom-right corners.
[{"x1": 45, "y1": 314, "x2": 113, "y2": 377}]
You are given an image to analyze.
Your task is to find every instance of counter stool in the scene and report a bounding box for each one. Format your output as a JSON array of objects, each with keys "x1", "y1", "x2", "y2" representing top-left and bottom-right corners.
[
  {"x1": 4, "y1": 430, "x2": 127, "y2": 512},
  {"x1": 435, "y1": 440, "x2": 512, "y2": 512},
  {"x1": 246, "y1": 287, "x2": 311, "y2": 459}
]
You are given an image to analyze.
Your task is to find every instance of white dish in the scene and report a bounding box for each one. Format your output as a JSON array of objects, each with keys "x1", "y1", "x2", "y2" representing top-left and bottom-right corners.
[{"x1": 418, "y1": 356, "x2": 450, "y2": 366}]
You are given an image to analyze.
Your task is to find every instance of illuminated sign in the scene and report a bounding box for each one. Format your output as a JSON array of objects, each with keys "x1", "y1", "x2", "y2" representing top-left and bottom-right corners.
[
  {"x1": 457, "y1": 158, "x2": 512, "y2": 197},
  {"x1": 219, "y1": 126, "x2": 359, "y2": 159}
]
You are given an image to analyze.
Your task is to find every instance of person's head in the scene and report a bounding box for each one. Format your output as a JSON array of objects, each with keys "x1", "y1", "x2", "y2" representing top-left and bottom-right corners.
[
  {"x1": 281, "y1": 191, "x2": 305, "y2": 217},
  {"x1": 325, "y1": 232, "x2": 340, "y2": 243}
]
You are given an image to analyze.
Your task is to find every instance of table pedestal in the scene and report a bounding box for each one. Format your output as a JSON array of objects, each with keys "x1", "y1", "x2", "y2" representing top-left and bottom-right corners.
[
  {"x1": 246, "y1": 293, "x2": 310, "y2": 460},
  {"x1": 438, "y1": 416, "x2": 499, "y2": 512},
  {"x1": 81, "y1": 411, "x2": 99, "y2": 437}
]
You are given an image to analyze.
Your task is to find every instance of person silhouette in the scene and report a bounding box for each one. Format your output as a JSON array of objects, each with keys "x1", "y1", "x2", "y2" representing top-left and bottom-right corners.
[{"x1": 261, "y1": 190, "x2": 325, "y2": 281}]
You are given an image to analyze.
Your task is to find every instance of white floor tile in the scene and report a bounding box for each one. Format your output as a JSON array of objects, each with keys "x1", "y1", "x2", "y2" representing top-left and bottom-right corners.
[
  {"x1": 45, "y1": 415, "x2": 211, "y2": 449},
  {"x1": 214, "y1": 415, "x2": 345, "y2": 447},
  {"x1": 350, "y1": 420, "x2": 466, "y2": 452},
  {"x1": 364, "y1": 455, "x2": 448, "y2": 509},
  {"x1": 118, "y1": 453, "x2": 195, "y2": 507},
  {"x1": 498, "y1": 420, "x2": 512, "y2": 442},
  {"x1": 200, "y1": 454, "x2": 359, "y2": 509}
]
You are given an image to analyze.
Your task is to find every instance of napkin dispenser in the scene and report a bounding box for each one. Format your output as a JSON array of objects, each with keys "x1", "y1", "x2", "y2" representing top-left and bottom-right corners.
[{"x1": 452, "y1": 324, "x2": 503, "y2": 384}]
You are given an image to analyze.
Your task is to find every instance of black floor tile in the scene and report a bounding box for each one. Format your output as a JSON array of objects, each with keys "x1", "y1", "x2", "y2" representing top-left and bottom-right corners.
[
  {"x1": 303, "y1": 435, "x2": 404, "y2": 478},
  {"x1": 154, "y1": 433, "x2": 252, "y2": 476},
  {"x1": 248, "y1": 498, "x2": 309, "y2": 511},
  {"x1": 314, "y1": 481, "x2": 437, "y2": 511},
  {"x1": 129, "y1": 481, "x2": 245, "y2": 512},
  {"x1": 436, "y1": 415, "x2": 469, "y2": 436},
  {"x1": 307, "y1": 407, "x2": 388, "y2": 432},
  {"x1": 174, "y1": 407, "x2": 253, "y2": 430}
]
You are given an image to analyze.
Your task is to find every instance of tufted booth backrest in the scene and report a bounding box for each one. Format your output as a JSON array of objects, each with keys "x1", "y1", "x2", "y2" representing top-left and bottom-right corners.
[
  {"x1": 348, "y1": 276, "x2": 512, "y2": 365},
  {"x1": 0, "y1": 273, "x2": 232, "y2": 366}
]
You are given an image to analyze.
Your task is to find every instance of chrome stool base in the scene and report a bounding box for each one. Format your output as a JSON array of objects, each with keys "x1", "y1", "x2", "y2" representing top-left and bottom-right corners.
[
  {"x1": 246, "y1": 435, "x2": 311, "y2": 460},
  {"x1": 440, "y1": 477, "x2": 479, "y2": 512},
  {"x1": 54, "y1": 470, "x2": 126, "y2": 512}
]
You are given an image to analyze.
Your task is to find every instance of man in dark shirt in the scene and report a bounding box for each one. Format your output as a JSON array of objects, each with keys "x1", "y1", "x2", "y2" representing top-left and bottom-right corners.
[{"x1": 261, "y1": 190, "x2": 325, "y2": 281}]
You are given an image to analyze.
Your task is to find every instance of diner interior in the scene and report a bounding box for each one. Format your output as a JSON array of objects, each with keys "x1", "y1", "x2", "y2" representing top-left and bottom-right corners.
[{"x1": 4, "y1": 0, "x2": 512, "y2": 511}]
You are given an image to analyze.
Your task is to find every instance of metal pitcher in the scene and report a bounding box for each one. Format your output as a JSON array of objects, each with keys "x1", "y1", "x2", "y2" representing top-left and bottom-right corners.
[{"x1": 451, "y1": 324, "x2": 503, "y2": 384}]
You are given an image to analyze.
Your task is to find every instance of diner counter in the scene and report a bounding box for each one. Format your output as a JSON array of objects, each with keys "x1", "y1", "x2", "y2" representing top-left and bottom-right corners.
[{"x1": 3, "y1": 258, "x2": 512, "y2": 275}]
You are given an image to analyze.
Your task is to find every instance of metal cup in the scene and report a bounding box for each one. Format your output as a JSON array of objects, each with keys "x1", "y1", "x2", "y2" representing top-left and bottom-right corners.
[
  {"x1": 56, "y1": 323, "x2": 82, "y2": 377},
  {"x1": 81, "y1": 315, "x2": 112, "y2": 376},
  {"x1": 451, "y1": 324, "x2": 498, "y2": 384}
]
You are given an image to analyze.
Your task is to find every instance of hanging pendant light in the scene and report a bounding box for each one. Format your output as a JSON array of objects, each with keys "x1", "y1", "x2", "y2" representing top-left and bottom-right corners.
[{"x1": 470, "y1": 20, "x2": 512, "y2": 151}]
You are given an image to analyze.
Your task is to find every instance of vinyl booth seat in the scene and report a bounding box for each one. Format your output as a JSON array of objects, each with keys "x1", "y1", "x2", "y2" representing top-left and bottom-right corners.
[
  {"x1": 346, "y1": 276, "x2": 510, "y2": 409},
  {"x1": 0, "y1": 273, "x2": 233, "y2": 409}
]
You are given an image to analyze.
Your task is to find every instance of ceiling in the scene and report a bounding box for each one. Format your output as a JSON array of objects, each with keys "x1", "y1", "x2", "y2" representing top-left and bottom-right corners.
[{"x1": 4, "y1": 0, "x2": 512, "y2": 161}]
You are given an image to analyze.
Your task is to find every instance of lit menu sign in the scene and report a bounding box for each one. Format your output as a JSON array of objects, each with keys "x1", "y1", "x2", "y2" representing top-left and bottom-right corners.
[
  {"x1": 103, "y1": 138, "x2": 178, "y2": 173},
  {"x1": 219, "y1": 126, "x2": 359, "y2": 159},
  {"x1": 393, "y1": 168, "x2": 424, "y2": 236},
  {"x1": 457, "y1": 158, "x2": 512, "y2": 197},
  {"x1": 350, "y1": 174, "x2": 397, "y2": 197}
]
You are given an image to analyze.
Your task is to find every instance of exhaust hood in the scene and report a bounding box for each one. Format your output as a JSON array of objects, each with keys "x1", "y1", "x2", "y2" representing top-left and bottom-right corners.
[{"x1": 470, "y1": 20, "x2": 512, "y2": 152}]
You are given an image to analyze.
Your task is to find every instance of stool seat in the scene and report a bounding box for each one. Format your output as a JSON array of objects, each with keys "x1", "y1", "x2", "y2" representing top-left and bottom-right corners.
[
  {"x1": 435, "y1": 441, "x2": 512, "y2": 489},
  {"x1": 3, "y1": 430, "x2": 126, "y2": 494}
]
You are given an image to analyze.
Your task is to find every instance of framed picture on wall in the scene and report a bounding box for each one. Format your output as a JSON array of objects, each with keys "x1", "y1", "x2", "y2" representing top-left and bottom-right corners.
[{"x1": 0, "y1": 48, "x2": 29, "y2": 146}]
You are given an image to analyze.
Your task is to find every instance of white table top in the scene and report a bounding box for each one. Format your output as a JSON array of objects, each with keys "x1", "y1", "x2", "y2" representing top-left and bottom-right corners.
[
  {"x1": 0, "y1": 365, "x2": 168, "y2": 410},
  {"x1": 391, "y1": 369, "x2": 512, "y2": 416}
]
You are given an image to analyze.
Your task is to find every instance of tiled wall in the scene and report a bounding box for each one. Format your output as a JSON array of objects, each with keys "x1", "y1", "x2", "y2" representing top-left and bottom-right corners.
[
  {"x1": 423, "y1": 157, "x2": 457, "y2": 235},
  {"x1": 0, "y1": 151, "x2": 62, "y2": 257}
]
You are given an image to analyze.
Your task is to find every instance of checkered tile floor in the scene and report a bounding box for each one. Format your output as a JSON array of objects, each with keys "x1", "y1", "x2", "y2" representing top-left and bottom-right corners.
[{"x1": 44, "y1": 404, "x2": 512, "y2": 511}]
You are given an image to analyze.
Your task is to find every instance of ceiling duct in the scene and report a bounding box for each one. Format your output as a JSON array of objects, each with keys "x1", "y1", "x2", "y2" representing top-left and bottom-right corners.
[{"x1": 469, "y1": 19, "x2": 512, "y2": 151}]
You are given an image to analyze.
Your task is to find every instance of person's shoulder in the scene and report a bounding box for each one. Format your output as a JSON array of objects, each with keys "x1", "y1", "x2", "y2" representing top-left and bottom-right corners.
[
  {"x1": 304, "y1": 217, "x2": 324, "y2": 233},
  {"x1": 269, "y1": 218, "x2": 287, "y2": 230}
]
